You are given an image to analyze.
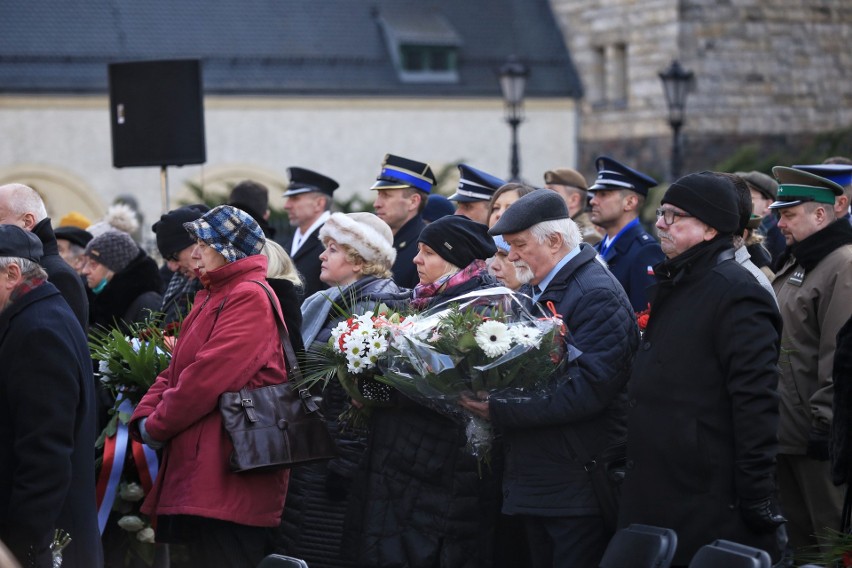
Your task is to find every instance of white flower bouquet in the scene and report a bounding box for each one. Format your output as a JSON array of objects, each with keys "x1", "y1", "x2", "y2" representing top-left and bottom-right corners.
[{"x1": 374, "y1": 287, "x2": 570, "y2": 463}]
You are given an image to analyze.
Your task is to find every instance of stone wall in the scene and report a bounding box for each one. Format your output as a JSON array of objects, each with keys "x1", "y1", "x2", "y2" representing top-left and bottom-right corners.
[{"x1": 550, "y1": 0, "x2": 852, "y2": 179}]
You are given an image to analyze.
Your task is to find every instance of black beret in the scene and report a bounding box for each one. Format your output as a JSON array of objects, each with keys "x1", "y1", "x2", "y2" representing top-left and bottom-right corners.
[
  {"x1": 418, "y1": 215, "x2": 497, "y2": 268},
  {"x1": 488, "y1": 189, "x2": 568, "y2": 236},
  {"x1": 0, "y1": 224, "x2": 43, "y2": 262},
  {"x1": 54, "y1": 226, "x2": 93, "y2": 248},
  {"x1": 661, "y1": 172, "x2": 740, "y2": 234},
  {"x1": 152, "y1": 204, "x2": 209, "y2": 258}
]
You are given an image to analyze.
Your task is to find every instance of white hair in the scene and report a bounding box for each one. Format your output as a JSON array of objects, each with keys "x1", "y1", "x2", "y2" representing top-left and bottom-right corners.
[
  {"x1": 0, "y1": 256, "x2": 48, "y2": 280},
  {"x1": 0, "y1": 183, "x2": 48, "y2": 222},
  {"x1": 528, "y1": 217, "x2": 582, "y2": 250}
]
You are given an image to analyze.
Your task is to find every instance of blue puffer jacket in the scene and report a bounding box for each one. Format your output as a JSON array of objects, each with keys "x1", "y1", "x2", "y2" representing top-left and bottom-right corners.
[{"x1": 489, "y1": 244, "x2": 639, "y2": 516}]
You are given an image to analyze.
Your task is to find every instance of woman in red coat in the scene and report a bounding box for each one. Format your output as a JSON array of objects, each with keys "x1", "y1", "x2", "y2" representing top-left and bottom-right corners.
[{"x1": 131, "y1": 205, "x2": 289, "y2": 568}]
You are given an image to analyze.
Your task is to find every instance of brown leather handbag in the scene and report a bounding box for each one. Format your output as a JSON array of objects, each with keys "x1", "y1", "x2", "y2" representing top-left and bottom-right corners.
[{"x1": 219, "y1": 281, "x2": 337, "y2": 473}]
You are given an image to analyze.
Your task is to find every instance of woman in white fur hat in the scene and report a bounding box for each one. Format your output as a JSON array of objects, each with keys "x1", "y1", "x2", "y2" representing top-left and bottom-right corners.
[{"x1": 278, "y1": 211, "x2": 402, "y2": 567}]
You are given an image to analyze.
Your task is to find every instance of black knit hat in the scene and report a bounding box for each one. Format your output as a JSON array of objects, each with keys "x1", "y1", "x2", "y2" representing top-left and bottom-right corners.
[
  {"x1": 54, "y1": 226, "x2": 93, "y2": 249},
  {"x1": 418, "y1": 215, "x2": 497, "y2": 268},
  {"x1": 85, "y1": 230, "x2": 140, "y2": 273},
  {"x1": 661, "y1": 172, "x2": 740, "y2": 235},
  {"x1": 152, "y1": 204, "x2": 209, "y2": 258}
]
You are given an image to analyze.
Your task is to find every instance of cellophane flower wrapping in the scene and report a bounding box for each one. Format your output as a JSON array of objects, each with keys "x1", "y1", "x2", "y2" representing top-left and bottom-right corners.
[{"x1": 373, "y1": 286, "x2": 572, "y2": 464}]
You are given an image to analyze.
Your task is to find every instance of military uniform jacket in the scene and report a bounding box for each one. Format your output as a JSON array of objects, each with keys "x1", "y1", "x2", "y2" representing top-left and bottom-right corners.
[
  {"x1": 772, "y1": 219, "x2": 852, "y2": 454},
  {"x1": 283, "y1": 224, "x2": 328, "y2": 302},
  {"x1": 620, "y1": 238, "x2": 782, "y2": 565},
  {"x1": 390, "y1": 214, "x2": 426, "y2": 289},
  {"x1": 595, "y1": 221, "x2": 664, "y2": 312}
]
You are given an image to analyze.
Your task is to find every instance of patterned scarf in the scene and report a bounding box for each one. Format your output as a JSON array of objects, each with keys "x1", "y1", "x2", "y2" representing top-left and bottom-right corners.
[{"x1": 411, "y1": 259, "x2": 487, "y2": 310}]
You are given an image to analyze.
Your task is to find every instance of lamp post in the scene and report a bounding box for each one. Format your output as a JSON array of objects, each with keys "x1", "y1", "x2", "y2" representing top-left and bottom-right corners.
[
  {"x1": 499, "y1": 56, "x2": 529, "y2": 182},
  {"x1": 658, "y1": 60, "x2": 694, "y2": 181}
]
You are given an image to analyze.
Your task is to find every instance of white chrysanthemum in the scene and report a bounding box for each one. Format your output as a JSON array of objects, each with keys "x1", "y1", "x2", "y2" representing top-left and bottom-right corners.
[
  {"x1": 475, "y1": 320, "x2": 512, "y2": 358},
  {"x1": 343, "y1": 337, "x2": 366, "y2": 357},
  {"x1": 330, "y1": 320, "x2": 349, "y2": 341},
  {"x1": 347, "y1": 354, "x2": 369, "y2": 374},
  {"x1": 98, "y1": 360, "x2": 111, "y2": 375},
  {"x1": 117, "y1": 515, "x2": 145, "y2": 532},
  {"x1": 511, "y1": 325, "x2": 543, "y2": 348},
  {"x1": 368, "y1": 335, "x2": 388, "y2": 354},
  {"x1": 136, "y1": 527, "x2": 156, "y2": 543}
]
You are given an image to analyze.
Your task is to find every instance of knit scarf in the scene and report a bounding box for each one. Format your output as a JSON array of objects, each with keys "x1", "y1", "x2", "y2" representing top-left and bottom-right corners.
[
  {"x1": 790, "y1": 218, "x2": 852, "y2": 272},
  {"x1": 411, "y1": 259, "x2": 487, "y2": 310}
]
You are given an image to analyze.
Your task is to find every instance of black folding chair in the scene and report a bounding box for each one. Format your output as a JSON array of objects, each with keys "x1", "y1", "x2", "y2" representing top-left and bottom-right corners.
[
  {"x1": 256, "y1": 554, "x2": 309, "y2": 568},
  {"x1": 688, "y1": 539, "x2": 771, "y2": 568},
  {"x1": 599, "y1": 523, "x2": 678, "y2": 568}
]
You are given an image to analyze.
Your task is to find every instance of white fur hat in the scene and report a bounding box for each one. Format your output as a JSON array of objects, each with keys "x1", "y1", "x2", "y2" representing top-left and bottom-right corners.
[{"x1": 319, "y1": 212, "x2": 396, "y2": 268}]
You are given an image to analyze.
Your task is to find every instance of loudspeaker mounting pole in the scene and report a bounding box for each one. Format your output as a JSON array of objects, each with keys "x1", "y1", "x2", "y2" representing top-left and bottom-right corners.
[{"x1": 160, "y1": 165, "x2": 170, "y2": 215}]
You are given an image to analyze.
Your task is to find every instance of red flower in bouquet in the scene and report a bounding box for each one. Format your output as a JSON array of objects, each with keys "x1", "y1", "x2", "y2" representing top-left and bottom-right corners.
[{"x1": 636, "y1": 304, "x2": 651, "y2": 334}]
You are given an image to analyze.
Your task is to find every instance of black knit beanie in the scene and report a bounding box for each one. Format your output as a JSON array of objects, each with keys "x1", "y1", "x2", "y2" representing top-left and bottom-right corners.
[
  {"x1": 152, "y1": 204, "x2": 209, "y2": 258},
  {"x1": 418, "y1": 215, "x2": 497, "y2": 269},
  {"x1": 661, "y1": 172, "x2": 740, "y2": 235}
]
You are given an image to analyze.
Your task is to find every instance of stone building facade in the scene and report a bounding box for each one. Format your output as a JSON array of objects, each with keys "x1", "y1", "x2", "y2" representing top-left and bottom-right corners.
[{"x1": 549, "y1": 0, "x2": 852, "y2": 183}]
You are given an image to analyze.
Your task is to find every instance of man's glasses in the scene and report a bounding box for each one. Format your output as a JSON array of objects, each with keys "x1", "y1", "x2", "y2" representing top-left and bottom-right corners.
[{"x1": 655, "y1": 208, "x2": 693, "y2": 226}]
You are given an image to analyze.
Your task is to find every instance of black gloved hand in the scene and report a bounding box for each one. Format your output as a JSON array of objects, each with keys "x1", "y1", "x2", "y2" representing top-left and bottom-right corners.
[
  {"x1": 325, "y1": 470, "x2": 351, "y2": 502},
  {"x1": 806, "y1": 427, "x2": 830, "y2": 461},
  {"x1": 739, "y1": 497, "x2": 786, "y2": 534}
]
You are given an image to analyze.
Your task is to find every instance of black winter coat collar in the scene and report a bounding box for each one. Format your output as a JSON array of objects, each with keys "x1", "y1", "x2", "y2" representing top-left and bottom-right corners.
[
  {"x1": 0, "y1": 282, "x2": 57, "y2": 342},
  {"x1": 653, "y1": 238, "x2": 733, "y2": 286},
  {"x1": 31, "y1": 217, "x2": 59, "y2": 256},
  {"x1": 791, "y1": 218, "x2": 852, "y2": 272}
]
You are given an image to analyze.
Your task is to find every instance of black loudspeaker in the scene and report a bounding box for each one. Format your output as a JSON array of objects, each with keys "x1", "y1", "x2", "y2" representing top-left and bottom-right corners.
[{"x1": 109, "y1": 59, "x2": 206, "y2": 168}]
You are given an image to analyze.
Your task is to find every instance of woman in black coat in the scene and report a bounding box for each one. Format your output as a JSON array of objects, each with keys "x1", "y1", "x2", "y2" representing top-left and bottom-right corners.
[
  {"x1": 82, "y1": 230, "x2": 163, "y2": 331},
  {"x1": 345, "y1": 215, "x2": 501, "y2": 568},
  {"x1": 278, "y1": 213, "x2": 400, "y2": 567}
]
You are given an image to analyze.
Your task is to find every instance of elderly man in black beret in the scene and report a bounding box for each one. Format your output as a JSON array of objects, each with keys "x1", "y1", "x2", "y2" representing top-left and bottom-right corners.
[
  {"x1": 0, "y1": 225, "x2": 102, "y2": 567},
  {"x1": 461, "y1": 190, "x2": 638, "y2": 567},
  {"x1": 619, "y1": 172, "x2": 785, "y2": 565}
]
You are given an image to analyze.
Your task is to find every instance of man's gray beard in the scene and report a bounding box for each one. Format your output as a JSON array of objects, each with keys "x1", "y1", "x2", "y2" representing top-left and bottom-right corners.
[{"x1": 514, "y1": 261, "x2": 534, "y2": 285}]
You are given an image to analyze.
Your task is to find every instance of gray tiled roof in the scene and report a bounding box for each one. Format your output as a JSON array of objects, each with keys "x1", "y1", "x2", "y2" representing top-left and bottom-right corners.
[{"x1": 0, "y1": 0, "x2": 582, "y2": 98}]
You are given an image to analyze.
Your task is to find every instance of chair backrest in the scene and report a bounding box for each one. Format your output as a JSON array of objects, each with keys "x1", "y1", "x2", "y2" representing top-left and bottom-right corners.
[
  {"x1": 256, "y1": 554, "x2": 309, "y2": 568},
  {"x1": 687, "y1": 539, "x2": 771, "y2": 568},
  {"x1": 599, "y1": 523, "x2": 678, "y2": 568}
]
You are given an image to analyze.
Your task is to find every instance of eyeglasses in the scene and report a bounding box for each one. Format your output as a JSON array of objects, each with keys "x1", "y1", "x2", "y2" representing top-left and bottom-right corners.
[{"x1": 655, "y1": 208, "x2": 693, "y2": 226}]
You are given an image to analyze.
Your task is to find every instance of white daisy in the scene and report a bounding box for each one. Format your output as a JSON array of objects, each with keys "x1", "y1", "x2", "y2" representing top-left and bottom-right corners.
[
  {"x1": 511, "y1": 325, "x2": 543, "y2": 348},
  {"x1": 475, "y1": 320, "x2": 512, "y2": 357}
]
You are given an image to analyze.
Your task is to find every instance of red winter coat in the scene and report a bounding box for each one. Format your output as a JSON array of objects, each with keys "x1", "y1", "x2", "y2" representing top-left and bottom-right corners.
[{"x1": 132, "y1": 255, "x2": 289, "y2": 527}]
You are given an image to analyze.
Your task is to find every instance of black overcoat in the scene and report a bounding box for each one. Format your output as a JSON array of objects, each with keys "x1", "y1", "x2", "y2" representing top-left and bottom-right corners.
[
  {"x1": 33, "y1": 218, "x2": 89, "y2": 331},
  {"x1": 389, "y1": 214, "x2": 426, "y2": 289},
  {"x1": 0, "y1": 283, "x2": 102, "y2": 567},
  {"x1": 619, "y1": 239, "x2": 782, "y2": 565}
]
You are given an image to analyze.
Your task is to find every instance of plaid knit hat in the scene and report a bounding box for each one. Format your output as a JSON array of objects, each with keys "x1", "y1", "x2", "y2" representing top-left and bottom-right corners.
[
  {"x1": 183, "y1": 205, "x2": 265, "y2": 263},
  {"x1": 84, "y1": 230, "x2": 139, "y2": 273}
]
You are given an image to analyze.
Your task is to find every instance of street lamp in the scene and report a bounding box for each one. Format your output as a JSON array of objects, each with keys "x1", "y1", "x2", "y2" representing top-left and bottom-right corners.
[
  {"x1": 499, "y1": 56, "x2": 529, "y2": 182},
  {"x1": 659, "y1": 60, "x2": 694, "y2": 181}
]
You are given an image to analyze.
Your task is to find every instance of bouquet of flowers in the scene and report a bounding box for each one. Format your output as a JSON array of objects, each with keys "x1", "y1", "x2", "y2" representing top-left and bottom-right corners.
[
  {"x1": 374, "y1": 287, "x2": 570, "y2": 464},
  {"x1": 89, "y1": 313, "x2": 174, "y2": 566},
  {"x1": 301, "y1": 305, "x2": 409, "y2": 427}
]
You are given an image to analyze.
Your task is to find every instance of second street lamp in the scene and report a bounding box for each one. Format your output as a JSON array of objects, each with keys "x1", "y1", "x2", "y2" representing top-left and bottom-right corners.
[
  {"x1": 498, "y1": 56, "x2": 529, "y2": 182},
  {"x1": 659, "y1": 60, "x2": 694, "y2": 181}
]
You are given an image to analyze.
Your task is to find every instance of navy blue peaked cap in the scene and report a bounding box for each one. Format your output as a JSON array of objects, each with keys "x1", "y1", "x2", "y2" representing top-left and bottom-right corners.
[
  {"x1": 449, "y1": 164, "x2": 506, "y2": 202},
  {"x1": 371, "y1": 154, "x2": 436, "y2": 194},
  {"x1": 589, "y1": 156, "x2": 658, "y2": 197},
  {"x1": 283, "y1": 167, "x2": 339, "y2": 198}
]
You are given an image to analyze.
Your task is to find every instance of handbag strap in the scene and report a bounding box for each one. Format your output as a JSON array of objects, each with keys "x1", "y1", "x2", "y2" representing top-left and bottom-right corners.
[{"x1": 249, "y1": 280, "x2": 320, "y2": 414}]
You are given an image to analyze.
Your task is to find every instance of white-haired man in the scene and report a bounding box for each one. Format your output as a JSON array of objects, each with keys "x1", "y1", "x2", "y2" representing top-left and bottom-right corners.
[
  {"x1": 462, "y1": 190, "x2": 638, "y2": 567},
  {"x1": 0, "y1": 183, "x2": 88, "y2": 330},
  {"x1": 0, "y1": 225, "x2": 102, "y2": 567}
]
